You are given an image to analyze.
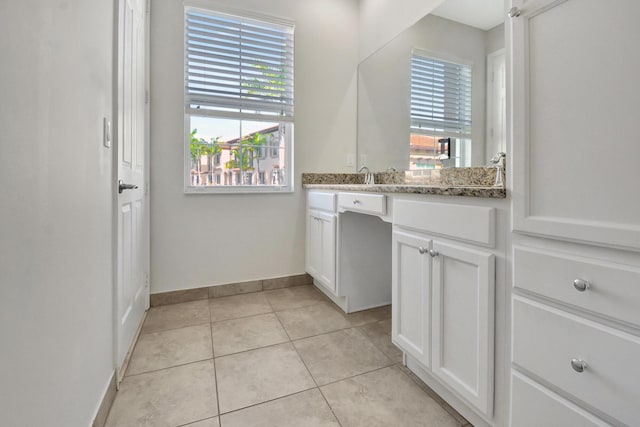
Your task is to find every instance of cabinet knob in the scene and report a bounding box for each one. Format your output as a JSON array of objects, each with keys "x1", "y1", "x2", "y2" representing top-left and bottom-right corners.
[
  {"x1": 508, "y1": 7, "x2": 521, "y2": 18},
  {"x1": 352, "y1": 200, "x2": 360, "y2": 205},
  {"x1": 573, "y1": 279, "x2": 590, "y2": 292},
  {"x1": 418, "y1": 247, "x2": 427, "y2": 254},
  {"x1": 429, "y1": 249, "x2": 439, "y2": 258},
  {"x1": 570, "y1": 358, "x2": 587, "y2": 373}
]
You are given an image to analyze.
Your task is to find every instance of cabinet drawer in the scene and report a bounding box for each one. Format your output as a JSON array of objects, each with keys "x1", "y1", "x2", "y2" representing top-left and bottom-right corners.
[
  {"x1": 338, "y1": 192, "x2": 386, "y2": 216},
  {"x1": 513, "y1": 297, "x2": 640, "y2": 426},
  {"x1": 514, "y1": 246, "x2": 640, "y2": 327},
  {"x1": 511, "y1": 371, "x2": 610, "y2": 427},
  {"x1": 308, "y1": 191, "x2": 336, "y2": 212},
  {"x1": 394, "y1": 200, "x2": 495, "y2": 247}
]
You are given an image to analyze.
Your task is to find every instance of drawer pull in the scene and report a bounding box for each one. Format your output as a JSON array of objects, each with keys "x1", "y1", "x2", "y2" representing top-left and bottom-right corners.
[
  {"x1": 570, "y1": 358, "x2": 588, "y2": 373},
  {"x1": 429, "y1": 249, "x2": 439, "y2": 258},
  {"x1": 418, "y1": 247, "x2": 428, "y2": 254},
  {"x1": 573, "y1": 279, "x2": 590, "y2": 292},
  {"x1": 352, "y1": 200, "x2": 361, "y2": 205}
]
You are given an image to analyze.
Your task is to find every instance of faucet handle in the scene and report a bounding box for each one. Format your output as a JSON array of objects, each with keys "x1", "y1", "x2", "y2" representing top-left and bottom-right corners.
[{"x1": 490, "y1": 152, "x2": 506, "y2": 165}]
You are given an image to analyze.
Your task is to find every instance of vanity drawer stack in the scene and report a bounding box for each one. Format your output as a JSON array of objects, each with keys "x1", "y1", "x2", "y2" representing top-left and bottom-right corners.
[{"x1": 511, "y1": 246, "x2": 640, "y2": 426}]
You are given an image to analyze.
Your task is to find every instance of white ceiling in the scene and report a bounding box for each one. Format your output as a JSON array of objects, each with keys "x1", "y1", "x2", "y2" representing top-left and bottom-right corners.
[{"x1": 430, "y1": 0, "x2": 505, "y2": 31}]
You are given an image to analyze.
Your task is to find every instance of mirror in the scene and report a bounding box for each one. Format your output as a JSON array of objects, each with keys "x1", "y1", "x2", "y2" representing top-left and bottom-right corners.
[{"x1": 357, "y1": 0, "x2": 505, "y2": 171}]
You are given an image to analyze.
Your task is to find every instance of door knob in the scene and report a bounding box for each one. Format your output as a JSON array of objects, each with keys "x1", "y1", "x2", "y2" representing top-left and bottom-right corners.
[{"x1": 118, "y1": 180, "x2": 139, "y2": 194}]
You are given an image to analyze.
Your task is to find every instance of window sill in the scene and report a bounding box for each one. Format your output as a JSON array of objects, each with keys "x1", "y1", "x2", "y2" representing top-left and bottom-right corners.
[{"x1": 184, "y1": 185, "x2": 294, "y2": 195}]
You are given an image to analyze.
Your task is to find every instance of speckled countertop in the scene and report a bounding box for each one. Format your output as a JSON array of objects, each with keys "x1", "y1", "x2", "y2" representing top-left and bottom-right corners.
[{"x1": 302, "y1": 168, "x2": 506, "y2": 199}]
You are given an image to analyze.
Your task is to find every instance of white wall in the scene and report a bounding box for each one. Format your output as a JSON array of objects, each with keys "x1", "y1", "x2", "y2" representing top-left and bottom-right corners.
[
  {"x1": 0, "y1": 1, "x2": 115, "y2": 426},
  {"x1": 358, "y1": 14, "x2": 489, "y2": 171},
  {"x1": 358, "y1": 0, "x2": 446, "y2": 61},
  {"x1": 150, "y1": 0, "x2": 359, "y2": 293}
]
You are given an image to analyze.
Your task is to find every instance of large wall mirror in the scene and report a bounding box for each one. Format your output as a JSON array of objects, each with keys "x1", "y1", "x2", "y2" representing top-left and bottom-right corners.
[{"x1": 357, "y1": 0, "x2": 506, "y2": 171}]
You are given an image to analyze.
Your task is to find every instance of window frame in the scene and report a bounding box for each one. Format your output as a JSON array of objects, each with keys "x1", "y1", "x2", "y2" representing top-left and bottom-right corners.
[{"x1": 183, "y1": 5, "x2": 295, "y2": 194}]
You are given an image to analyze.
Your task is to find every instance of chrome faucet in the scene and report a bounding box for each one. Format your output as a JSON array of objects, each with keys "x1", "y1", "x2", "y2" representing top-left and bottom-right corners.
[
  {"x1": 358, "y1": 166, "x2": 374, "y2": 185},
  {"x1": 489, "y1": 152, "x2": 506, "y2": 187},
  {"x1": 490, "y1": 152, "x2": 506, "y2": 167}
]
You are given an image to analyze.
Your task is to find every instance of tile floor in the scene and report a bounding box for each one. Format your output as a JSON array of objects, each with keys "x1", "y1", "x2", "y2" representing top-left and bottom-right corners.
[{"x1": 105, "y1": 285, "x2": 471, "y2": 427}]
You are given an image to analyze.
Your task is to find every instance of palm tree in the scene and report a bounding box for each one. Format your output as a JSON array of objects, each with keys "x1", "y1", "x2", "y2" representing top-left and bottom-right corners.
[{"x1": 242, "y1": 132, "x2": 268, "y2": 180}]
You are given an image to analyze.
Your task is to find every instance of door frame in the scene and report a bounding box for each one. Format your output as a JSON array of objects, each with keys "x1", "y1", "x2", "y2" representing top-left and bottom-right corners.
[{"x1": 112, "y1": 0, "x2": 151, "y2": 386}]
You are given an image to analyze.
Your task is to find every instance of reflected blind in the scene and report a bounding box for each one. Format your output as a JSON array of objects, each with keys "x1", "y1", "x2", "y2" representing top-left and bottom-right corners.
[
  {"x1": 185, "y1": 9, "x2": 294, "y2": 121},
  {"x1": 411, "y1": 53, "x2": 471, "y2": 137}
]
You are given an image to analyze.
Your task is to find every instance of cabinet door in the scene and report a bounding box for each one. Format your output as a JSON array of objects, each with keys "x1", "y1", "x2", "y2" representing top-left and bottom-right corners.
[
  {"x1": 306, "y1": 210, "x2": 336, "y2": 293},
  {"x1": 510, "y1": 0, "x2": 640, "y2": 250},
  {"x1": 391, "y1": 229, "x2": 431, "y2": 368},
  {"x1": 431, "y1": 241, "x2": 495, "y2": 417}
]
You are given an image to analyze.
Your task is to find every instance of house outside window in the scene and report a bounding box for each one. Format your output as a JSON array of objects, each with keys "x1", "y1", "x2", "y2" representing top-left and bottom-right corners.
[
  {"x1": 410, "y1": 50, "x2": 472, "y2": 169},
  {"x1": 184, "y1": 7, "x2": 294, "y2": 193}
]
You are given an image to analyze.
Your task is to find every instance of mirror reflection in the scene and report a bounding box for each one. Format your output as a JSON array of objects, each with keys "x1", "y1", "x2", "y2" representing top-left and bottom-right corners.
[{"x1": 357, "y1": 0, "x2": 505, "y2": 171}]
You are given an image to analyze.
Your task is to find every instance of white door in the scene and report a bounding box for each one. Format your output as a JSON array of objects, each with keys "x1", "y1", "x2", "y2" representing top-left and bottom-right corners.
[
  {"x1": 306, "y1": 209, "x2": 336, "y2": 293},
  {"x1": 391, "y1": 229, "x2": 431, "y2": 368},
  {"x1": 115, "y1": 0, "x2": 149, "y2": 376},
  {"x1": 431, "y1": 241, "x2": 494, "y2": 417}
]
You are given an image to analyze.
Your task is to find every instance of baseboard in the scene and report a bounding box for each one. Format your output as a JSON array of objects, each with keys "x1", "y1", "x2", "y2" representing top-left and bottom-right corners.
[
  {"x1": 150, "y1": 273, "x2": 312, "y2": 307},
  {"x1": 92, "y1": 371, "x2": 117, "y2": 427}
]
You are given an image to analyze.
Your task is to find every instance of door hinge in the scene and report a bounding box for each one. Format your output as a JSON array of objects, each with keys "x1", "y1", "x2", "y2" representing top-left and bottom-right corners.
[
  {"x1": 145, "y1": 0, "x2": 150, "y2": 13},
  {"x1": 145, "y1": 272, "x2": 149, "y2": 288}
]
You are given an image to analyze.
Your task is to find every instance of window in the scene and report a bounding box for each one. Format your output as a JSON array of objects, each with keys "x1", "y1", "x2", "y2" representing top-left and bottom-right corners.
[
  {"x1": 184, "y1": 7, "x2": 294, "y2": 193},
  {"x1": 410, "y1": 51, "x2": 472, "y2": 169}
]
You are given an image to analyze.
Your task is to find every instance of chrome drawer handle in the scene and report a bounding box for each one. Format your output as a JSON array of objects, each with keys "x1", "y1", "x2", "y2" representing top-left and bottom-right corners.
[
  {"x1": 573, "y1": 279, "x2": 590, "y2": 292},
  {"x1": 570, "y1": 358, "x2": 587, "y2": 373},
  {"x1": 429, "y1": 249, "x2": 439, "y2": 258},
  {"x1": 418, "y1": 247, "x2": 427, "y2": 254},
  {"x1": 352, "y1": 200, "x2": 361, "y2": 205}
]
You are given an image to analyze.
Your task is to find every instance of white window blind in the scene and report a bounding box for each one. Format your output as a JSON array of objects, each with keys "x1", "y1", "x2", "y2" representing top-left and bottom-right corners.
[
  {"x1": 411, "y1": 53, "x2": 472, "y2": 137},
  {"x1": 185, "y1": 9, "x2": 294, "y2": 121}
]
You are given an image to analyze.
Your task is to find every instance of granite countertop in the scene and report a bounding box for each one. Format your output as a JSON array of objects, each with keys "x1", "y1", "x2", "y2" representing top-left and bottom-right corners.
[{"x1": 301, "y1": 168, "x2": 506, "y2": 199}]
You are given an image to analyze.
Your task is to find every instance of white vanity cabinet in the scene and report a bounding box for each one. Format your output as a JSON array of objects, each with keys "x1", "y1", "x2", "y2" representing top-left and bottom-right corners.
[
  {"x1": 392, "y1": 200, "x2": 496, "y2": 419},
  {"x1": 508, "y1": 0, "x2": 640, "y2": 425},
  {"x1": 305, "y1": 192, "x2": 337, "y2": 294}
]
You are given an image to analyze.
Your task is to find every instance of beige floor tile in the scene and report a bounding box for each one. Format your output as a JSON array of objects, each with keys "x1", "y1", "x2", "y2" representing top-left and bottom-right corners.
[
  {"x1": 211, "y1": 313, "x2": 289, "y2": 357},
  {"x1": 321, "y1": 365, "x2": 461, "y2": 427},
  {"x1": 221, "y1": 389, "x2": 340, "y2": 427},
  {"x1": 276, "y1": 302, "x2": 351, "y2": 340},
  {"x1": 105, "y1": 360, "x2": 217, "y2": 427},
  {"x1": 294, "y1": 328, "x2": 392, "y2": 385},
  {"x1": 345, "y1": 305, "x2": 391, "y2": 327},
  {"x1": 209, "y1": 292, "x2": 272, "y2": 322},
  {"x1": 127, "y1": 324, "x2": 212, "y2": 375},
  {"x1": 215, "y1": 342, "x2": 316, "y2": 413},
  {"x1": 182, "y1": 417, "x2": 220, "y2": 427},
  {"x1": 264, "y1": 285, "x2": 327, "y2": 311},
  {"x1": 397, "y1": 365, "x2": 471, "y2": 426},
  {"x1": 357, "y1": 319, "x2": 403, "y2": 363},
  {"x1": 141, "y1": 300, "x2": 210, "y2": 334}
]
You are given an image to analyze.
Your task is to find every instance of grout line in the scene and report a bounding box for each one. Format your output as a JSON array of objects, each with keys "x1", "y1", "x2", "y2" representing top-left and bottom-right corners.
[
  {"x1": 216, "y1": 386, "x2": 318, "y2": 417},
  {"x1": 175, "y1": 416, "x2": 218, "y2": 427},
  {"x1": 123, "y1": 357, "x2": 214, "y2": 379},
  {"x1": 316, "y1": 387, "x2": 343, "y2": 427},
  {"x1": 210, "y1": 309, "x2": 274, "y2": 325},
  {"x1": 318, "y1": 363, "x2": 396, "y2": 389},
  {"x1": 208, "y1": 296, "x2": 222, "y2": 427},
  {"x1": 139, "y1": 319, "x2": 211, "y2": 336}
]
